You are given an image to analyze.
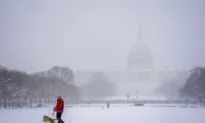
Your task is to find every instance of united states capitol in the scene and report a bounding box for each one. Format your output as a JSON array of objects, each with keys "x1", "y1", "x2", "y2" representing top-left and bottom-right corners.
[{"x1": 75, "y1": 27, "x2": 189, "y2": 97}]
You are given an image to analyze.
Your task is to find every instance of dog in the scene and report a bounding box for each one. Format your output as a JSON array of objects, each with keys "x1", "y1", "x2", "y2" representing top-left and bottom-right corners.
[{"x1": 43, "y1": 115, "x2": 57, "y2": 123}]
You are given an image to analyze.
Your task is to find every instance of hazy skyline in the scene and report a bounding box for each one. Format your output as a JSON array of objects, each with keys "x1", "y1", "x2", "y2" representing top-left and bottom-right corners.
[{"x1": 0, "y1": 0, "x2": 205, "y2": 72}]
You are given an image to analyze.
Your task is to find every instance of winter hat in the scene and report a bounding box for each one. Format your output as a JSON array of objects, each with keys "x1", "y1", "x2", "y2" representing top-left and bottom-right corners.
[{"x1": 57, "y1": 96, "x2": 62, "y2": 99}]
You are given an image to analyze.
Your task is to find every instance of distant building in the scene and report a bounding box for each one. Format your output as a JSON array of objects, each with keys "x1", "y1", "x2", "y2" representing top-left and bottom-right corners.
[
  {"x1": 75, "y1": 26, "x2": 189, "y2": 97},
  {"x1": 127, "y1": 26, "x2": 153, "y2": 71}
]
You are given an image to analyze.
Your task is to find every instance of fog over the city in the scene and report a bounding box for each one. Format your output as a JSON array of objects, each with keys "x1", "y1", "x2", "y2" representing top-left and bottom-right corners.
[
  {"x1": 1, "y1": 0, "x2": 205, "y2": 98},
  {"x1": 0, "y1": 0, "x2": 205, "y2": 72}
]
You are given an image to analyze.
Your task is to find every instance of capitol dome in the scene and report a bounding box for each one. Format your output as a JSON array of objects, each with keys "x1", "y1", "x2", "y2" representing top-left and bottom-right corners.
[{"x1": 127, "y1": 27, "x2": 154, "y2": 71}]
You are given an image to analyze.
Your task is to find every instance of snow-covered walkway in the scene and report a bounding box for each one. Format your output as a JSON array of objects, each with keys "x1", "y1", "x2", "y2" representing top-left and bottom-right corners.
[{"x1": 0, "y1": 106, "x2": 205, "y2": 123}]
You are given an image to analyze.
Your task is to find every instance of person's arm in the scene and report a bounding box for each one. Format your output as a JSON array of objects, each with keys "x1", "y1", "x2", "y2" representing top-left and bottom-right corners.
[
  {"x1": 54, "y1": 100, "x2": 60, "y2": 112},
  {"x1": 59, "y1": 100, "x2": 63, "y2": 113}
]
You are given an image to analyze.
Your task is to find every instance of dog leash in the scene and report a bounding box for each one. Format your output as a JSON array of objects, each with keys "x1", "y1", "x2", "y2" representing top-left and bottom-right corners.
[{"x1": 52, "y1": 112, "x2": 55, "y2": 119}]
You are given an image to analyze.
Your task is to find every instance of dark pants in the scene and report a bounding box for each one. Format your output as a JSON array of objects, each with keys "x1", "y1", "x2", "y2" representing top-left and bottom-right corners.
[{"x1": 57, "y1": 112, "x2": 64, "y2": 123}]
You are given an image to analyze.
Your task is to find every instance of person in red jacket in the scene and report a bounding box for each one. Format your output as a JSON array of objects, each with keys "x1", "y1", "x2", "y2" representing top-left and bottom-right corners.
[{"x1": 54, "y1": 96, "x2": 64, "y2": 123}]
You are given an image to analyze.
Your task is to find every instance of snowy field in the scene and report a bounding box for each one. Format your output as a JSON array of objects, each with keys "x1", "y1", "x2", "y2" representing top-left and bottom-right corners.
[{"x1": 0, "y1": 105, "x2": 205, "y2": 123}]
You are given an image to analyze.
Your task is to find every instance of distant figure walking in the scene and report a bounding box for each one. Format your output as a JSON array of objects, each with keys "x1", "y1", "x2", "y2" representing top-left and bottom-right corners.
[
  {"x1": 54, "y1": 96, "x2": 64, "y2": 123},
  {"x1": 107, "y1": 102, "x2": 110, "y2": 108}
]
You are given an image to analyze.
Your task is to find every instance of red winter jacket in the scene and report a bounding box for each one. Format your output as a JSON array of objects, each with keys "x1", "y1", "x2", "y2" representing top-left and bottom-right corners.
[{"x1": 55, "y1": 98, "x2": 64, "y2": 113}]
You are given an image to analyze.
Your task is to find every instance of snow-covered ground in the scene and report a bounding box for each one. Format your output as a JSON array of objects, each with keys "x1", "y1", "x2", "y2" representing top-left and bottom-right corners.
[{"x1": 0, "y1": 105, "x2": 205, "y2": 123}]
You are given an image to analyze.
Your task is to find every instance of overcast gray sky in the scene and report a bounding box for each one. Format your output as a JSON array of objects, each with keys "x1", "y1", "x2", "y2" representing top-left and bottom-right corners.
[{"x1": 0, "y1": 0, "x2": 205, "y2": 72}]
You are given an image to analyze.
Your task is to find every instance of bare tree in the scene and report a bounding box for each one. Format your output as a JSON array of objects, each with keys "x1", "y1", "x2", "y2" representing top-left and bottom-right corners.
[
  {"x1": 0, "y1": 67, "x2": 11, "y2": 86},
  {"x1": 181, "y1": 67, "x2": 205, "y2": 100}
]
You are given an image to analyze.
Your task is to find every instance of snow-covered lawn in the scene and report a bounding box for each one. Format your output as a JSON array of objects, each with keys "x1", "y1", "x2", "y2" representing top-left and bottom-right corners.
[{"x1": 0, "y1": 106, "x2": 205, "y2": 123}]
